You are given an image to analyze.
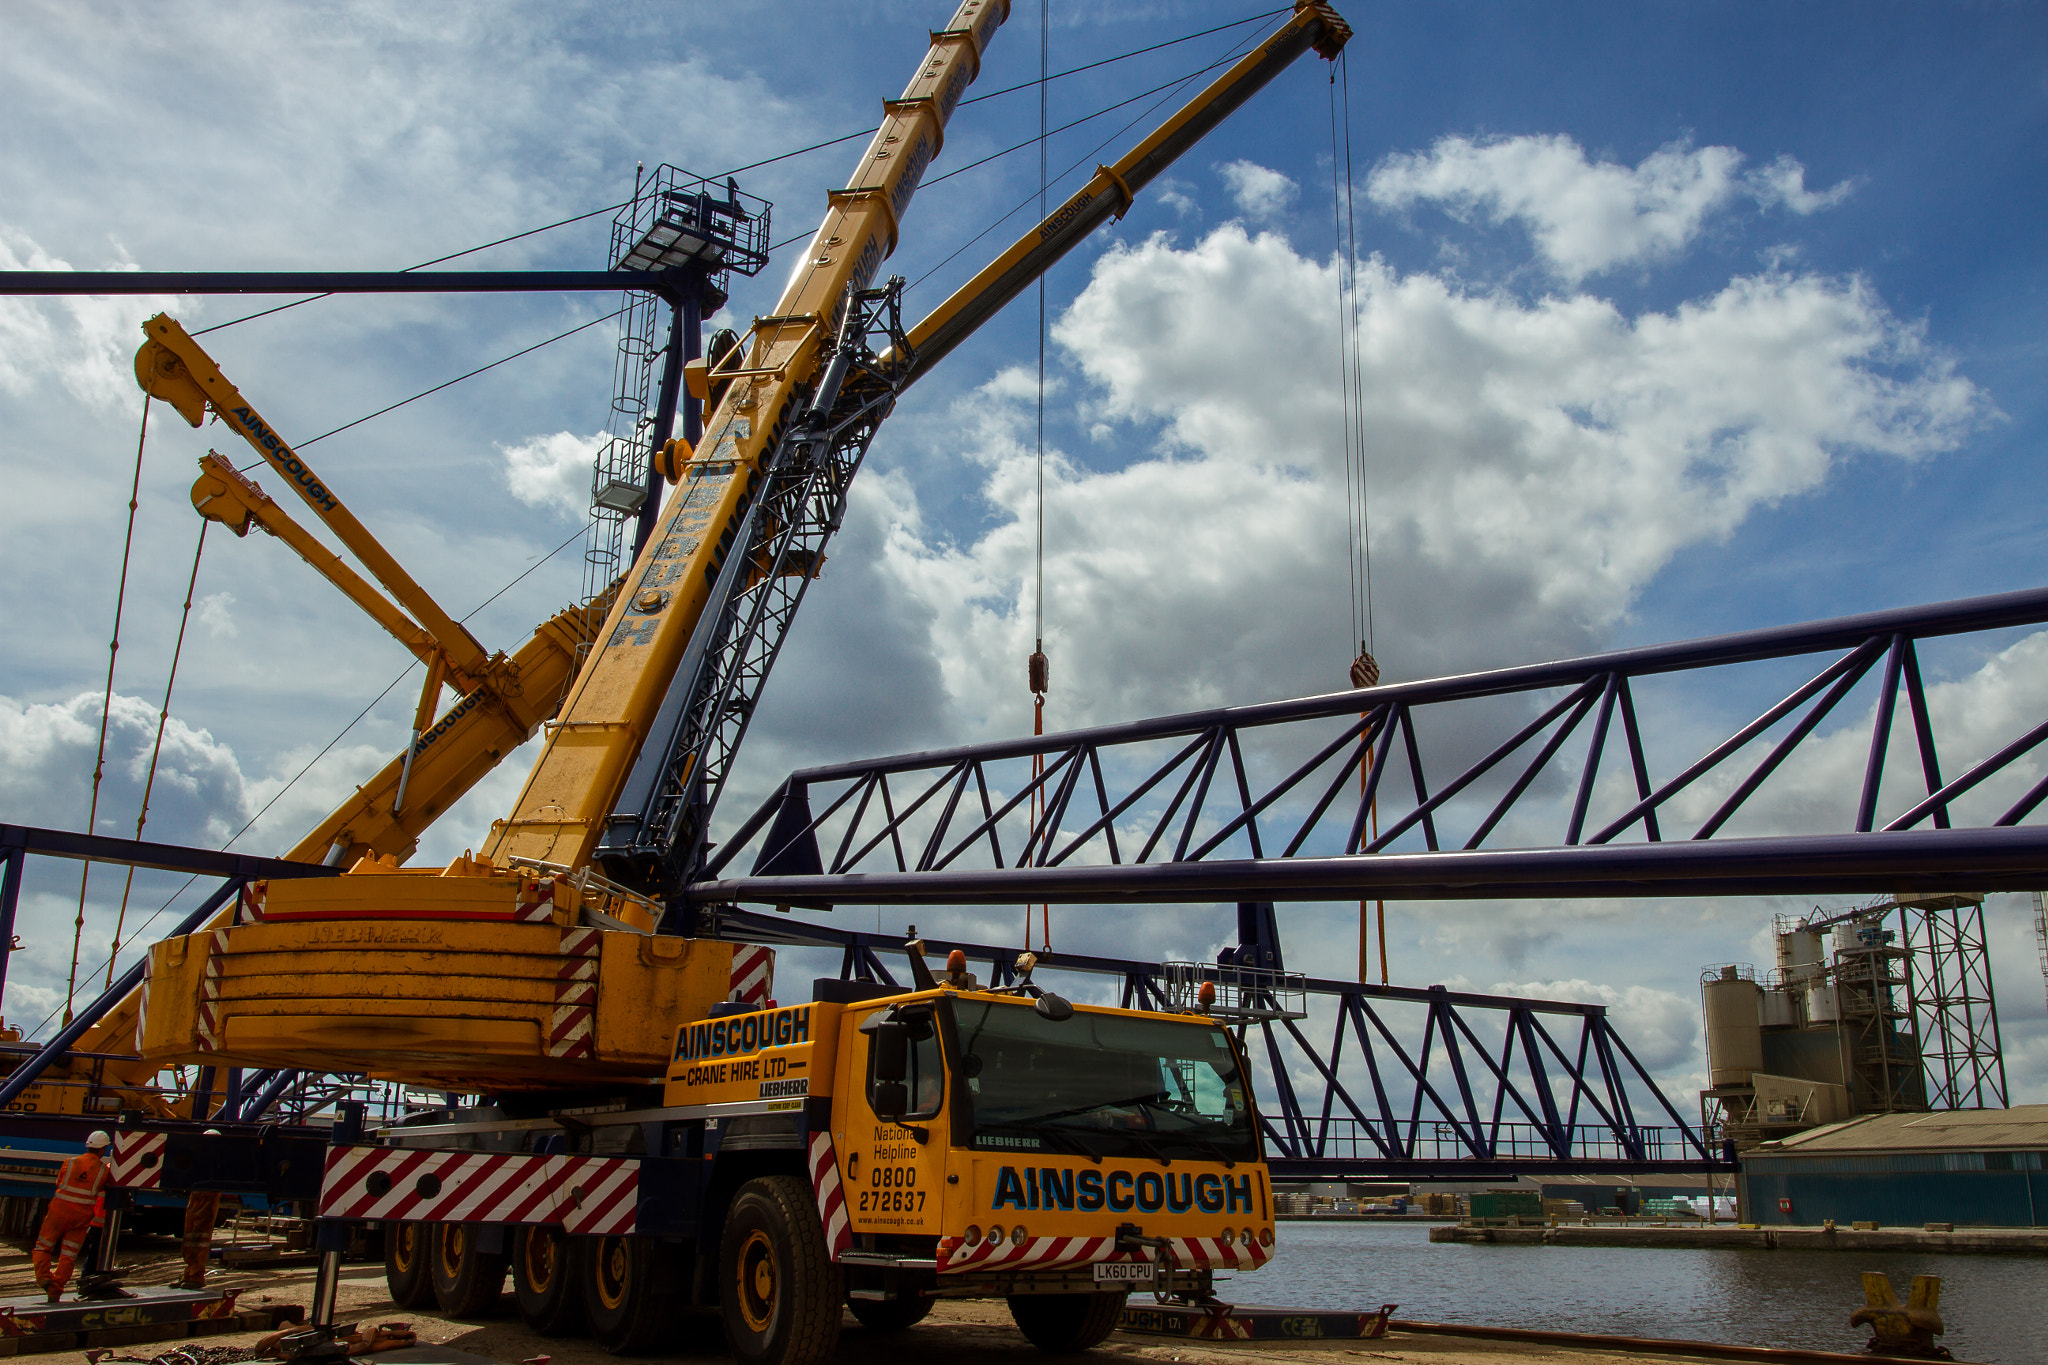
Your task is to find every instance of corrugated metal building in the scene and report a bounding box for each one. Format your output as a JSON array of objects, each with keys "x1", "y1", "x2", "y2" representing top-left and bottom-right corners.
[{"x1": 1741, "y1": 1106, "x2": 2048, "y2": 1227}]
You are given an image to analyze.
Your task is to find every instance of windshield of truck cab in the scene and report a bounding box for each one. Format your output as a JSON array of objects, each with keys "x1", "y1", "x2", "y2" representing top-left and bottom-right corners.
[{"x1": 952, "y1": 998, "x2": 1258, "y2": 1163}]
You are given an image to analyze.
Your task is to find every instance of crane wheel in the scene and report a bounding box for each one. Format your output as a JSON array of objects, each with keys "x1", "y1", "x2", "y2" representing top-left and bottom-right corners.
[
  {"x1": 513, "y1": 1225, "x2": 586, "y2": 1337},
  {"x1": 1007, "y1": 1292, "x2": 1128, "y2": 1354},
  {"x1": 430, "y1": 1223, "x2": 508, "y2": 1318},
  {"x1": 718, "y1": 1175, "x2": 842, "y2": 1365},
  {"x1": 846, "y1": 1292, "x2": 933, "y2": 1333},
  {"x1": 383, "y1": 1222, "x2": 436, "y2": 1309},
  {"x1": 580, "y1": 1234, "x2": 681, "y2": 1354}
]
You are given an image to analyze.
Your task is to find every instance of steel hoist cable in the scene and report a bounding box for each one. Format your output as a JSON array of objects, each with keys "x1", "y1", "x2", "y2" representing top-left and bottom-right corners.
[
  {"x1": 65, "y1": 394, "x2": 151, "y2": 1024},
  {"x1": 1028, "y1": 0, "x2": 1052, "y2": 955},
  {"x1": 104, "y1": 518, "x2": 209, "y2": 987},
  {"x1": 28, "y1": 522, "x2": 588, "y2": 1041},
  {"x1": 1331, "y1": 51, "x2": 1386, "y2": 983}
]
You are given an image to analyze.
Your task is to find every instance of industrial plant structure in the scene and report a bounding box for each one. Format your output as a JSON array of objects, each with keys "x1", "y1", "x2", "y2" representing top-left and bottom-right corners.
[{"x1": 1701, "y1": 892, "x2": 2007, "y2": 1154}]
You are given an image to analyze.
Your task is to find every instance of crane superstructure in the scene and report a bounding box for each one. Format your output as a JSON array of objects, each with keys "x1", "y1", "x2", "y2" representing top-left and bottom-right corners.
[
  {"x1": 112, "y1": 0, "x2": 1350, "y2": 1096},
  {"x1": 71, "y1": 6, "x2": 1356, "y2": 1362}
]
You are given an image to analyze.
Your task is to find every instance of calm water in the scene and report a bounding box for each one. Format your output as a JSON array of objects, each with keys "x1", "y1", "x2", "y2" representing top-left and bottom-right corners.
[{"x1": 1229, "y1": 1221, "x2": 2044, "y2": 1364}]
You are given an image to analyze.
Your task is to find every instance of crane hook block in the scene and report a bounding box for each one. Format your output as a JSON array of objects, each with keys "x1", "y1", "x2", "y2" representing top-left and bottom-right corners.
[
  {"x1": 1028, "y1": 650, "x2": 1049, "y2": 696},
  {"x1": 656, "y1": 437, "x2": 693, "y2": 485},
  {"x1": 134, "y1": 338, "x2": 210, "y2": 428}
]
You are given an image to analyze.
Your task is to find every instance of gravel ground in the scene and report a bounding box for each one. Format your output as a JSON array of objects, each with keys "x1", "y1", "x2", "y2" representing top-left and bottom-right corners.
[{"x1": 0, "y1": 1233, "x2": 1744, "y2": 1365}]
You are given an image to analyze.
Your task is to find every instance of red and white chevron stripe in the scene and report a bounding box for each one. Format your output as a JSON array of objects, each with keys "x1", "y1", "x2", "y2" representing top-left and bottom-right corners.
[
  {"x1": 548, "y1": 927, "x2": 601, "y2": 1059},
  {"x1": 807, "y1": 1132, "x2": 851, "y2": 1260},
  {"x1": 935, "y1": 1233, "x2": 1127, "y2": 1274},
  {"x1": 195, "y1": 929, "x2": 229, "y2": 1051},
  {"x1": 318, "y1": 1147, "x2": 638, "y2": 1235},
  {"x1": 236, "y1": 883, "x2": 268, "y2": 924},
  {"x1": 1165, "y1": 1235, "x2": 1270, "y2": 1270},
  {"x1": 729, "y1": 943, "x2": 775, "y2": 1006},
  {"x1": 107, "y1": 1132, "x2": 165, "y2": 1189},
  {"x1": 515, "y1": 877, "x2": 558, "y2": 925}
]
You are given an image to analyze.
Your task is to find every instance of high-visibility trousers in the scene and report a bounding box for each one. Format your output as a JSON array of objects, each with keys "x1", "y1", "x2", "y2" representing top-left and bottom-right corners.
[
  {"x1": 181, "y1": 1192, "x2": 222, "y2": 1284},
  {"x1": 32, "y1": 1199, "x2": 96, "y2": 1295}
]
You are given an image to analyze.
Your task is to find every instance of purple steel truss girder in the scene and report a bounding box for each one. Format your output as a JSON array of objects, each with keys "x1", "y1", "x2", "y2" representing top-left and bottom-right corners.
[
  {"x1": 691, "y1": 585, "x2": 2048, "y2": 906},
  {"x1": 705, "y1": 907, "x2": 1719, "y2": 1178}
]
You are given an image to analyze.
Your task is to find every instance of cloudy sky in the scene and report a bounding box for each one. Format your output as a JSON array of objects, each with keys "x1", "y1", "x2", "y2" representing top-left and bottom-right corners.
[{"x1": 3, "y1": 1, "x2": 2045, "y2": 1113}]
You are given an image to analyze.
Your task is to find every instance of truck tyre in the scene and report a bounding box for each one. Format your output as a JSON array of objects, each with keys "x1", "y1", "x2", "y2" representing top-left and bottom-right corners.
[
  {"x1": 1007, "y1": 1292, "x2": 1127, "y2": 1353},
  {"x1": 430, "y1": 1223, "x2": 508, "y2": 1317},
  {"x1": 847, "y1": 1294, "x2": 933, "y2": 1333},
  {"x1": 582, "y1": 1235, "x2": 679, "y2": 1354},
  {"x1": 719, "y1": 1175, "x2": 842, "y2": 1365},
  {"x1": 513, "y1": 1225, "x2": 585, "y2": 1336},
  {"x1": 384, "y1": 1221, "x2": 436, "y2": 1309}
]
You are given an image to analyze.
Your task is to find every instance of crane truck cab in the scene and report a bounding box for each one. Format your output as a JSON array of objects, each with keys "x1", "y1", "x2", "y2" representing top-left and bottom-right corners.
[
  {"x1": 326, "y1": 957, "x2": 1271, "y2": 1365},
  {"x1": 669, "y1": 973, "x2": 1272, "y2": 1361}
]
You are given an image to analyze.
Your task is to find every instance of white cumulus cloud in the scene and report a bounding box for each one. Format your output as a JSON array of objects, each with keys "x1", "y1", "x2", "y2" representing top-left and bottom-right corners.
[
  {"x1": 1218, "y1": 160, "x2": 1298, "y2": 221},
  {"x1": 499, "y1": 430, "x2": 604, "y2": 520},
  {"x1": 866, "y1": 224, "x2": 1980, "y2": 733},
  {"x1": 1367, "y1": 134, "x2": 1856, "y2": 281}
]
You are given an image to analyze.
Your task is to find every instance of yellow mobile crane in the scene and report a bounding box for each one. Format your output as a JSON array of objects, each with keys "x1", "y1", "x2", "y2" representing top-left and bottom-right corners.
[
  {"x1": 122, "y1": 0, "x2": 1350, "y2": 1093},
  {"x1": 96, "y1": 6, "x2": 1351, "y2": 1360}
]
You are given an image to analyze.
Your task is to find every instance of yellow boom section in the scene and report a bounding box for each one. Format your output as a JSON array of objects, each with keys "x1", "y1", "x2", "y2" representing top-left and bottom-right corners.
[
  {"x1": 485, "y1": 0, "x2": 1010, "y2": 873},
  {"x1": 122, "y1": 0, "x2": 1012, "y2": 1091}
]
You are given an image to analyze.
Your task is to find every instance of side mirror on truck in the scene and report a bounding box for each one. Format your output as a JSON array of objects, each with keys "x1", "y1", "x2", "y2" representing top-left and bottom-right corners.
[{"x1": 870, "y1": 1018, "x2": 909, "y2": 1120}]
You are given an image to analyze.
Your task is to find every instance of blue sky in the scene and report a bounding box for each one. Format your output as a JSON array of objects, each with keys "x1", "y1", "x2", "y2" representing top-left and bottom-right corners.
[{"x1": 2, "y1": 1, "x2": 2044, "y2": 1105}]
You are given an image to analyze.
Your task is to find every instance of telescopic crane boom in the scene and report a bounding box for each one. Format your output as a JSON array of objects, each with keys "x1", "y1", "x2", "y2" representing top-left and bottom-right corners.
[{"x1": 115, "y1": 0, "x2": 1351, "y2": 1093}]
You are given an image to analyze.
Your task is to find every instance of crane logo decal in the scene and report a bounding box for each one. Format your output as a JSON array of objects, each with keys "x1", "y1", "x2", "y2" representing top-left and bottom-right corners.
[
  {"x1": 1038, "y1": 190, "x2": 1097, "y2": 245},
  {"x1": 228, "y1": 406, "x2": 338, "y2": 513},
  {"x1": 989, "y1": 1166, "x2": 1253, "y2": 1215}
]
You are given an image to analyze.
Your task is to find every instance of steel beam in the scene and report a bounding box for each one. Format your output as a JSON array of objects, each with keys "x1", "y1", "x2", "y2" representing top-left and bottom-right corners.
[
  {"x1": 693, "y1": 584, "x2": 2048, "y2": 906},
  {"x1": 0, "y1": 824, "x2": 339, "y2": 882},
  {"x1": 690, "y1": 824, "x2": 2048, "y2": 904},
  {"x1": 0, "y1": 269, "x2": 687, "y2": 297}
]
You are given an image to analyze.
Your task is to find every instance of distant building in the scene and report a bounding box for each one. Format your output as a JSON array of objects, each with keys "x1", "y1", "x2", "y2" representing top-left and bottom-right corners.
[{"x1": 1740, "y1": 1106, "x2": 2048, "y2": 1228}]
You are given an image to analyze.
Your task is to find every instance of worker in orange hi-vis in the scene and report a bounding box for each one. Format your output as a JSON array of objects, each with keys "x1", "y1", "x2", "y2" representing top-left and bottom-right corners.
[
  {"x1": 33, "y1": 1130, "x2": 111, "y2": 1301},
  {"x1": 178, "y1": 1188, "x2": 223, "y2": 1288}
]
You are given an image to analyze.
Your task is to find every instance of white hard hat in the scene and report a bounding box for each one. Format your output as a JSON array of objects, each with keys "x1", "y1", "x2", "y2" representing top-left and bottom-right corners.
[{"x1": 85, "y1": 1131, "x2": 112, "y2": 1149}]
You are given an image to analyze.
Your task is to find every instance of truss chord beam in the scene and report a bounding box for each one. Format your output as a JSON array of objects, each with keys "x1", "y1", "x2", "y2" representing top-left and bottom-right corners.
[
  {"x1": 1466, "y1": 684, "x2": 1603, "y2": 850},
  {"x1": 1374, "y1": 679, "x2": 1597, "y2": 852},
  {"x1": 1566, "y1": 673, "x2": 1622, "y2": 846},
  {"x1": 1589, "y1": 638, "x2": 1880, "y2": 845},
  {"x1": 1901, "y1": 641, "x2": 1950, "y2": 829},
  {"x1": 1173, "y1": 729, "x2": 1231, "y2": 863},
  {"x1": 1278, "y1": 711, "x2": 1380, "y2": 858},
  {"x1": 1693, "y1": 638, "x2": 1886, "y2": 840},
  {"x1": 1857, "y1": 635, "x2": 1909, "y2": 832}
]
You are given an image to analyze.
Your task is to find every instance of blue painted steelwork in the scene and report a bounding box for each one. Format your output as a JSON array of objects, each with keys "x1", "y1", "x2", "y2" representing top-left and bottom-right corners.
[
  {"x1": 703, "y1": 906, "x2": 1723, "y2": 1179},
  {"x1": 691, "y1": 585, "x2": 2048, "y2": 906},
  {"x1": 0, "y1": 826, "x2": 337, "y2": 1107},
  {"x1": 1741, "y1": 1150, "x2": 2048, "y2": 1227}
]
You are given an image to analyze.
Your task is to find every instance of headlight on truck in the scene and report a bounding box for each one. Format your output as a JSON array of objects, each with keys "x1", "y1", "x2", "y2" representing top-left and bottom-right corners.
[
  {"x1": 1011, "y1": 1225, "x2": 1029, "y2": 1246},
  {"x1": 1221, "y1": 1226, "x2": 1235, "y2": 1244},
  {"x1": 963, "y1": 1225, "x2": 983, "y2": 1247},
  {"x1": 1259, "y1": 1227, "x2": 1273, "y2": 1247},
  {"x1": 987, "y1": 1224, "x2": 1004, "y2": 1245}
]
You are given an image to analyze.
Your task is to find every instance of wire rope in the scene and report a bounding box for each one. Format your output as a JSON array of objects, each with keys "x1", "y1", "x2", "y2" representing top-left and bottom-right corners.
[
  {"x1": 25, "y1": 521, "x2": 589, "y2": 1042},
  {"x1": 187, "y1": 9, "x2": 1289, "y2": 338},
  {"x1": 907, "y1": 27, "x2": 1267, "y2": 297},
  {"x1": 1029, "y1": 0, "x2": 1051, "y2": 954},
  {"x1": 104, "y1": 519, "x2": 208, "y2": 986},
  {"x1": 63, "y1": 395, "x2": 151, "y2": 1024}
]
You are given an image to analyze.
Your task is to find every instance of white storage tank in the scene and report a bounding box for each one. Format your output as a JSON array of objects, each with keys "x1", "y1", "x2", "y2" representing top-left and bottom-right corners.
[
  {"x1": 1761, "y1": 988, "x2": 1798, "y2": 1029},
  {"x1": 1702, "y1": 966, "x2": 1764, "y2": 1087},
  {"x1": 1776, "y1": 922, "x2": 1826, "y2": 983},
  {"x1": 1806, "y1": 984, "x2": 1841, "y2": 1023}
]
